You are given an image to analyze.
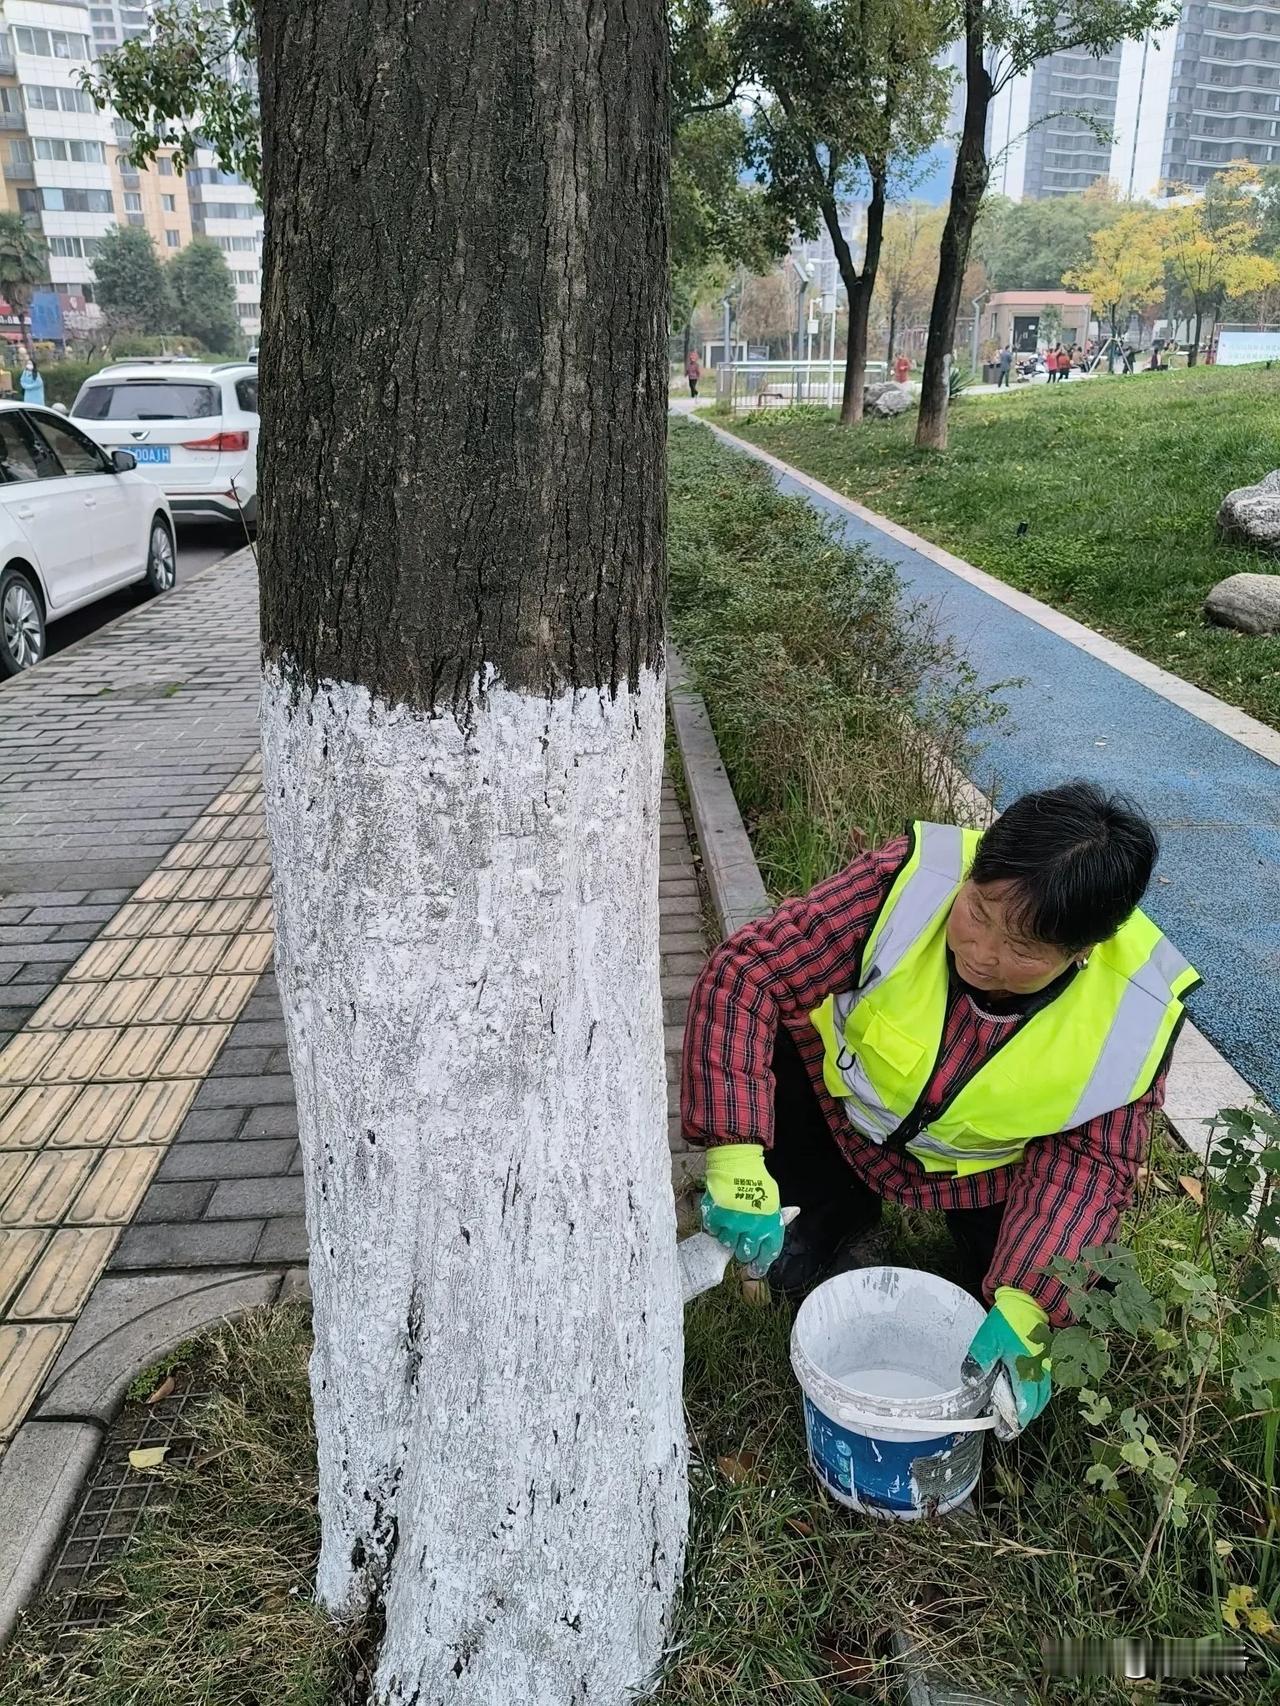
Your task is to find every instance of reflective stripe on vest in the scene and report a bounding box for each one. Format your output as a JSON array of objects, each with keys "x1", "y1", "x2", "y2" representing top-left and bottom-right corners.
[{"x1": 810, "y1": 822, "x2": 1200, "y2": 1178}]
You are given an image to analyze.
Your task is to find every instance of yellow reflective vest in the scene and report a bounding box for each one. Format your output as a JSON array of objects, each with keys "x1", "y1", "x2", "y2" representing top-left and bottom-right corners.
[{"x1": 809, "y1": 822, "x2": 1200, "y2": 1178}]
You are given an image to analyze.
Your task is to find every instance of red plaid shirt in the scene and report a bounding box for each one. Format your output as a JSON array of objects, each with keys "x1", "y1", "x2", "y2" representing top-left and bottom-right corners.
[{"x1": 681, "y1": 836, "x2": 1167, "y2": 1324}]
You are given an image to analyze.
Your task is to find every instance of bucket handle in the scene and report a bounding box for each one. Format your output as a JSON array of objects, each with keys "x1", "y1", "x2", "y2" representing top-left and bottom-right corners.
[{"x1": 807, "y1": 1400, "x2": 1001, "y2": 1436}]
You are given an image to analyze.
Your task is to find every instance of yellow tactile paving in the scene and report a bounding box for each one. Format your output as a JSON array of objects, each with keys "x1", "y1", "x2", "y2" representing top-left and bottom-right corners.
[
  {"x1": 0, "y1": 1031, "x2": 61, "y2": 1086},
  {"x1": 0, "y1": 1324, "x2": 69, "y2": 1441},
  {"x1": 46, "y1": 1083, "x2": 139, "y2": 1149},
  {"x1": 0, "y1": 1151, "x2": 97, "y2": 1227},
  {"x1": 0, "y1": 1155, "x2": 33, "y2": 1214},
  {"x1": 0, "y1": 752, "x2": 277, "y2": 1458},
  {"x1": 66, "y1": 1149, "x2": 163, "y2": 1227},
  {"x1": 113, "y1": 1079, "x2": 199, "y2": 1146},
  {"x1": 0, "y1": 1084, "x2": 80, "y2": 1149},
  {"x1": 8, "y1": 1228, "x2": 117, "y2": 1321},
  {"x1": 0, "y1": 1230, "x2": 47, "y2": 1313}
]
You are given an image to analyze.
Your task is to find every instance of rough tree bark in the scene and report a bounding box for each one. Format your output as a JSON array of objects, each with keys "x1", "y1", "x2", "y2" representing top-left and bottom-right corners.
[
  {"x1": 831, "y1": 168, "x2": 885, "y2": 426},
  {"x1": 255, "y1": 3, "x2": 686, "y2": 1702},
  {"x1": 915, "y1": 7, "x2": 990, "y2": 450}
]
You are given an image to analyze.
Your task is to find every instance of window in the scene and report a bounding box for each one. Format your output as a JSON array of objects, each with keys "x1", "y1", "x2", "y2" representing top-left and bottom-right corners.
[
  {"x1": 0, "y1": 415, "x2": 40, "y2": 483},
  {"x1": 161, "y1": 193, "x2": 176, "y2": 212},
  {"x1": 127, "y1": 212, "x2": 145, "y2": 226},
  {"x1": 73, "y1": 381, "x2": 219, "y2": 422},
  {"x1": 16, "y1": 188, "x2": 39, "y2": 215},
  {"x1": 165, "y1": 229, "x2": 180, "y2": 247},
  {"x1": 14, "y1": 26, "x2": 92, "y2": 59},
  {"x1": 31, "y1": 415, "x2": 109, "y2": 477},
  {"x1": 40, "y1": 188, "x2": 114, "y2": 213},
  {"x1": 201, "y1": 201, "x2": 256, "y2": 219},
  {"x1": 26, "y1": 85, "x2": 94, "y2": 114},
  {"x1": 34, "y1": 138, "x2": 107, "y2": 164},
  {"x1": 48, "y1": 235, "x2": 101, "y2": 258},
  {"x1": 8, "y1": 140, "x2": 31, "y2": 166},
  {"x1": 232, "y1": 269, "x2": 257, "y2": 284},
  {"x1": 157, "y1": 156, "x2": 173, "y2": 176},
  {"x1": 236, "y1": 302, "x2": 260, "y2": 319},
  {"x1": 123, "y1": 192, "x2": 142, "y2": 212},
  {"x1": 0, "y1": 88, "x2": 21, "y2": 117},
  {"x1": 235, "y1": 377, "x2": 258, "y2": 414}
]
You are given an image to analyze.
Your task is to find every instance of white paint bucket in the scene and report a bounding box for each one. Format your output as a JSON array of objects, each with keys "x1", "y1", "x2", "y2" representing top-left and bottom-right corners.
[{"x1": 790, "y1": 1266, "x2": 992, "y2": 1520}]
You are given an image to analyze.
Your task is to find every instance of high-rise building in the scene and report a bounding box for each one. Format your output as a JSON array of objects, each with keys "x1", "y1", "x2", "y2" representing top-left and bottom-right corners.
[
  {"x1": 108, "y1": 117, "x2": 191, "y2": 258},
  {"x1": 185, "y1": 145, "x2": 261, "y2": 335},
  {"x1": 987, "y1": 4, "x2": 1280, "y2": 202},
  {"x1": 0, "y1": 0, "x2": 118, "y2": 326},
  {"x1": 87, "y1": 0, "x2": 148, "y2": 53}
]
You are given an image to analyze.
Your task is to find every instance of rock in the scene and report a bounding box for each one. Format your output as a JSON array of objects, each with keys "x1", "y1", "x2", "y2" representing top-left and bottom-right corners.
[
  {"x1": 863, "y1": 380, "x2": 895, "y2": 405},
  {"x1": 1217, "y1": 469, "x2": 1280, "y2": 551},
  {"x1": 866, "y1": 382, "x2": 912, "y2": 419},
  {"x1": 1204, "y1": 572, "x2": 1280, "y2": 634}
]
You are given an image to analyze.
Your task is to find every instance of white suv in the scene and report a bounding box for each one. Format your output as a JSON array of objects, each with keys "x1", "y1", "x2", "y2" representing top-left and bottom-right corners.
[{"x1": 70, "y1": 359, "x2": 258, "y2": 532}]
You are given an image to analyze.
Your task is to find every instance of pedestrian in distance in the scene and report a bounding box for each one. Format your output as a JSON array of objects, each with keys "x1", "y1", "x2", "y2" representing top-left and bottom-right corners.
[
  {"x1": 686, "y1": 781, "x2": 1199, "y2": 1439},
  {"x1": 18, "y1": 355, "x2": 43, "y2": 408},
  {"x1": 995, "y1": 344, "x2": 1012, "y2": 388},
  {"x1": 685, "y1": 348, "x2": 702, "y2": 400},
  {"x1": 893, "y1": 353, "x2": 910, "y2": 385}
]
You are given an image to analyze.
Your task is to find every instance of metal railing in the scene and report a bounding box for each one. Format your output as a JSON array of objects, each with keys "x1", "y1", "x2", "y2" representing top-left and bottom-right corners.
[{"x1": 714, "y1": 358, "x2": 888, "y2": 414}]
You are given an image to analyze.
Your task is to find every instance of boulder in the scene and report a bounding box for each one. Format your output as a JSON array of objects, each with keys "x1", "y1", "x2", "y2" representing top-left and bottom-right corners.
[
  {"x1": 866, "y1": 382, "x2": 912, "y2": 419},
  {"x1": 1204, "y1": 572, "x2": 1280, "y2": 635},
  {"x1": 1217, "y1": 469, "x2": 1280, "y2": 551}
]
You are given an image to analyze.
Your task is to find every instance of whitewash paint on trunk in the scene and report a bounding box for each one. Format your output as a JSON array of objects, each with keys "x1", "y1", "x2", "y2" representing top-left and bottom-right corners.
[{"x1": 261, "y1": 664, "x2": 686, "y2": 1705}]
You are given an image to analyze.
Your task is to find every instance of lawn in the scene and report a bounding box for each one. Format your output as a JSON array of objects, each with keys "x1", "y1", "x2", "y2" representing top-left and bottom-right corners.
[{"x1": 718, "y1": 365, "x2": 1280, "y2": 731}]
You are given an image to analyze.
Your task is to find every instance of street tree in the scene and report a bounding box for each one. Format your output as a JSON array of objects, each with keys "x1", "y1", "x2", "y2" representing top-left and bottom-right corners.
[
  {"x1": 0, "y1": 213, "x2": 48, "y2": 351},
  {"x1": 875, "y1": 201, "x2": 941, "y2": 361},
  {"x1": 1064, "y1": 207, "x2": 1164, "y2": 349},
  {"x1": 91, "y1": 225, "x2": 173, "y2": 340},
  {"x1": 916, "y1": 0, "x2": 1174, "y2": 450},
  {"x1": 167, "y1": 237, "x2": 239, "y2": 353},
  {"x1": 735, "y1": 0, "x2": 953, "y2": 423},
  {"x1": 738, "y1": 267, "x2": 800, "y2": 352},
  {"x1": 256, "y1": 3, "x2": 684, "y2": 1702}
]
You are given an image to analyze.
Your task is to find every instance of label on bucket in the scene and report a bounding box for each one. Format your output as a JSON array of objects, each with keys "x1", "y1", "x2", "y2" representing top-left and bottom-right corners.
[{"x1": 803, "y1": 1395, "x2": 967, "y2": 1515}]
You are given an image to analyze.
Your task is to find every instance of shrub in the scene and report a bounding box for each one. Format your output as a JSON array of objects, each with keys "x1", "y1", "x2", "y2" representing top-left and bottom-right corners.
[{"x1": 667, "y1": 420, "x2": 1003, "y2": 896}]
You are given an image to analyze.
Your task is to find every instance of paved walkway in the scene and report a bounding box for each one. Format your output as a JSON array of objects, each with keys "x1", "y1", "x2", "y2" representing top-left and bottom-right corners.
[
  {"x1": 0, "y1": 556, "x2": 707, "y2": 1463},
  {"x1": 710, "y1": 425, "x2": 1280, "y2": 1112}
]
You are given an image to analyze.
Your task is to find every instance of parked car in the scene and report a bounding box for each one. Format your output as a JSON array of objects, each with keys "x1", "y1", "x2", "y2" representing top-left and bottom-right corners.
[
  {"x1": 69, "y1": 359, "x2": 258, "y2": 532},
  {"x1": 0, "y1": 401, "x2": 175, "y2": 676}
]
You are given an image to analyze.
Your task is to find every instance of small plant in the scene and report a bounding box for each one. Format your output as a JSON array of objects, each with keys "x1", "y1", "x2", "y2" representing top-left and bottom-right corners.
[
  {"x1": 1045, "y1": 1106, "x2": 1280, "y2": 1650},
  {"x1": 947, "y1": 363, "x2": 975, "y2": 400}
]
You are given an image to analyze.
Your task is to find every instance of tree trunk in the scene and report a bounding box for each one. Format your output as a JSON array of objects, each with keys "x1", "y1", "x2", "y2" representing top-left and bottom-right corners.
[
  {"x1": 887, "y1": 297, "x2": 898, "y2": 364},
  {"x1": 1190, "y1": 302, "x2": 1203, "y2": 365},
  {"x1": 256, "y1": 4, "x2": 686, "y2": 1702},
  {"x1": 828, "y1": 169, "x2": 884, "y2": 426},
  {"x1": 916, "y1": 12, "x2": 991, "y2": 450}
]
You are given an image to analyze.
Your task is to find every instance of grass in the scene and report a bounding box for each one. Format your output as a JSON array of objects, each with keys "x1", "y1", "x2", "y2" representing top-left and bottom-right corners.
[
  {"x1": 5, "y1": 1145, "x2": 1274, "y2": 1706},
  {"x1": 717, "y1": 364, "x2": 1280, "y2": 731},
  {"x1": 667, "y1": 419, "x2": 1002, "y2": 899}
]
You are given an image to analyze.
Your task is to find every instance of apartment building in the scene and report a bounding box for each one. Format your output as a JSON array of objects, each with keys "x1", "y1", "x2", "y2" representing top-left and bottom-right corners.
[
  {"x1": 0, "y1": 0, "x2": 117, "y2": 328},
  {"x1": 86, "y1": 0, "x2": 147, "y2": 52},
  {"x1": 185, "y1": 144, "x2": 261, "y2": 335},
  {"x1": 989, "y1": 2, "x2": 1280, "y2": 200},
  {"x1": 109, "y1": 122, "x2": 192, "y2": 256}
]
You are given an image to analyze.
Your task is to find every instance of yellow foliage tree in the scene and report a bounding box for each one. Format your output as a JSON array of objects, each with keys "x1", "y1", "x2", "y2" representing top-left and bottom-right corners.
[
  {"x1": 875, "y1": 202, "x2": 943, "y2": 361},
  {"x1": 1064, "y1": 208, "x2": 1165, "y2": 350},
  {"x1": 1158, "y1": 164, "x2": 1278, "y2": 362}
]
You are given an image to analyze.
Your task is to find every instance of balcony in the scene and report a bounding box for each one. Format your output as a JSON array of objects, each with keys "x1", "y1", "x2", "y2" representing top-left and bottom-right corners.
[
  {"x1": 0, "y1": 46, "x2": 14, "y2": 77},
  {"x1": 3, "y1": 158, "x2": 33, "y2": 181},
  {"x1": 0, "y1": 111, "x2": 24, "y2": 130}
]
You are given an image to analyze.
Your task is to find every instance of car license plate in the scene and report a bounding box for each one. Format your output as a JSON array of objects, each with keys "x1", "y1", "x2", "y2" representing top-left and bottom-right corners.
[{"x1": 131, "y1": 445, "x2": 171, "y2": 464}]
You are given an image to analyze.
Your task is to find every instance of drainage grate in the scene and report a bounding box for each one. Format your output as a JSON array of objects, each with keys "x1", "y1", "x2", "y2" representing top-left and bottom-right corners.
[{"x1": 41, "y1": 1376, "x2": 212, "y2": 1649}]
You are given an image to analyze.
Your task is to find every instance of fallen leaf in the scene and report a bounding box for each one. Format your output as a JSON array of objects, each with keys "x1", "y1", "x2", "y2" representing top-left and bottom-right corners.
[
  {"x1": 785, "y1": 1516, "x2": 814, "y2": 1537},
  {"x1": 1157, "y1": 875, "x2": 1172, "y2": 885},
  {"x1": 145, "y1": 1375, "x2": 176, "y2": 1406},
  {"x1": 1135, "y1": 1166, "x2": 1171, "y2": 1193},
  {"x1": 128, "y1": 1445, "x2": 169, "y2": 1471},
  {"x1": 816, "y1": 1636, "x2": 876, "y2": 1689},
  {"x1": 716, "y1": 1450, "x2": 758, "y2": 1486},
  {"x1": 1178, "y1": 1175, "x2": 1205, "y2": 1205}
]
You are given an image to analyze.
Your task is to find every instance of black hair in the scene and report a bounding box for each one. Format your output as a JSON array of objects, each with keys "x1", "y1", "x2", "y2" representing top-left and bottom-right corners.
[{"x1": 970, "y1": 781, "x2": 1158, "y2": 953}]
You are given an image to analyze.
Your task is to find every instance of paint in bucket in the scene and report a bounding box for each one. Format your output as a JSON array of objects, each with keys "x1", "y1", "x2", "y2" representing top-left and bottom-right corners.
[{"x1": 790, "y1": 1265, "x2": 991, "y2": 1520}]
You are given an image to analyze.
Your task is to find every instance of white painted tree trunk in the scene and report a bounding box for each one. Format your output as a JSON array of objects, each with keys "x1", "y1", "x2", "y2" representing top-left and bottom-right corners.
[{"x1": 261, "y1": 664, "x2": 686, "y2": 1705}]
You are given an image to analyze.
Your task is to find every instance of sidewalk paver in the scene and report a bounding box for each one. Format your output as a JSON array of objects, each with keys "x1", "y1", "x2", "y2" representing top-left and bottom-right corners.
[{"x1": 0, "y1": 553, "x2": 710, "y2": 1469}]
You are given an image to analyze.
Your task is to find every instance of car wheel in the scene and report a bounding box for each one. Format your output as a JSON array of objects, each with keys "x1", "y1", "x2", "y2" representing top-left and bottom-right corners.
[
  {"x1": 0, "y1": 565, "x2": 45, "y2": 676},
  {"x1": 145, "y1": 519, "x2": 176, "y2": 595}
]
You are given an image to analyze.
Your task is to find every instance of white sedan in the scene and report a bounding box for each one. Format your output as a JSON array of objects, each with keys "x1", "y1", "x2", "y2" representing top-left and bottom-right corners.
[{"x1": 0, "y1": 401, "x2": 176, "y2": 676}]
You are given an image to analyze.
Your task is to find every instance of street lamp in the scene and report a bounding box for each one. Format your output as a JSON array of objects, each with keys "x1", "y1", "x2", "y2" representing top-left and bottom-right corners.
[{"x1": 789, "y1": 254, "x2": 814, "y2": 400}]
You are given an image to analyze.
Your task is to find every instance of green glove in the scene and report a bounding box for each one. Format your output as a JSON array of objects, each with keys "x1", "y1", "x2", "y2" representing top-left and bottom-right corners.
[
  {"x1": 963, "y1": 1286, "x2": 1053, "y2": 1437},
  {"x1": 700, "y1": 1143, "x2": 784, "y2": 1270}
]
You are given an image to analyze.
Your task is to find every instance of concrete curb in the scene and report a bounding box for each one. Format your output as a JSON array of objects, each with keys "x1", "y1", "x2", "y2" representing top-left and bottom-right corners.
[
  {"x1": 665, "y1": 644, "x2": 770, "y2": 938},
  {"x1": 0, "y1": 1262, "x2": 295, "y2": 1645}
]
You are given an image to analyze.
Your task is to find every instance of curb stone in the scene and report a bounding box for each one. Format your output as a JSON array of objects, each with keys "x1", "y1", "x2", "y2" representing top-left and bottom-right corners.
[{"x1": 0, "y1": 1420, "x2": 101, "y2": 1645}]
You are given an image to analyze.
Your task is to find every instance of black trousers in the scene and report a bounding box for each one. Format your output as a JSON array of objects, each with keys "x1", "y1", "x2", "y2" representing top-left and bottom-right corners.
[{"x1": 763, "y1": 1027, "x2": 1004, "y2": 1301}]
